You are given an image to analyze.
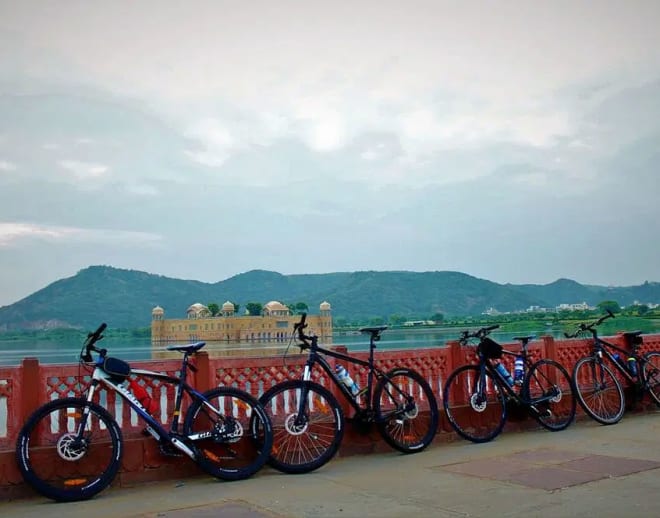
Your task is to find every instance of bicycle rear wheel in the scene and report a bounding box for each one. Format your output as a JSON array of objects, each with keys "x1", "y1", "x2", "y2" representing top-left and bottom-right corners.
[
  {"x1": 15, "y1": 398, "x2": 122, "y2": 502},
  {"x1": 642, "y1": 351, "x2": 660, "y2": 406},
  {"x1": 183, "y1": 387, "x2": 272, "y2": 481},
  {"x1": 374, "y1": 368, "x2": 438, "y2": 453},
  {"x1": 523, "y1": 359, "x2": 576, "y2": 431},
  {"x1": 572, "y1": 356, "x2": 625, "y2": 425},
  {"x1": 443, "y1": 365, "x2": 507, "y2": 443},
  {"x1": 259, "y1": 380, "x2": 344, "y2": 474}
]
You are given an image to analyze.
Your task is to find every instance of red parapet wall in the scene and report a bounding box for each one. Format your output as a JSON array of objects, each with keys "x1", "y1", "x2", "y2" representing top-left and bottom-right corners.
[{"x1": 1, "y1": 333, "x2": 659, "y2": 499}]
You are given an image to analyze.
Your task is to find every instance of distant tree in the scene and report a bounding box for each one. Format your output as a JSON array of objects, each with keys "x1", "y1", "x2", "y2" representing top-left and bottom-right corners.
[
  {"x1": 389, "y1": 314, "x2": 406, "y2": 326},
  {"x1": 334, "y1": 317, "x2": 348, "y2": 328},
  {"x1": 207, "y1": 303, "x2": 220, "y2": 317},
  {"x1": 246, "y1": 302, "x2": 263, "y2": 316},
  {"x1": 294, "y1": 302, "x2": 309, "y2": 314},
  {"x1": 233, "y1": 303, "x2": 240, "y2": 314},
  {"x1": 430, "y1": 312, "x2": 444, "y2": 323},
  {"x1": 369, "y1": 316, "x2": 385, "y2": 326},
  {"x1": 636, "y1": 304, "x2": 650, "y2": 316},
  {"x1": 597, "y1": 300, "x2": 621, "y2": 314}
]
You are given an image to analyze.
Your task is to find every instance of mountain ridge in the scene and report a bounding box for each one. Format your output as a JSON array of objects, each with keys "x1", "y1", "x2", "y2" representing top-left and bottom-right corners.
[{"x1": 0, "y1": 265, "x2": 658, "y2": 331}]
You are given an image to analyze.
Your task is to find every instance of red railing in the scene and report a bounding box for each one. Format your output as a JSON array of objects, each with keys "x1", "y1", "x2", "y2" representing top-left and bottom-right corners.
[{"x1": 1, "y1": 333, "x2": 659, "y2": 495}]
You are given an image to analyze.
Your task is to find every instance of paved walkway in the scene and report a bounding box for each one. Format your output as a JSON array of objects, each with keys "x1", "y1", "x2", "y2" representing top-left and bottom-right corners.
[{"x1": 2, "y1": 412, "x2": 660, "y2": 517}]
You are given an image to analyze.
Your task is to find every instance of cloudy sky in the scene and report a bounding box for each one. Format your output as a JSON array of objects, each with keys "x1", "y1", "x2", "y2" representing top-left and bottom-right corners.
[{"x1": 1, "y1": 1, "x2": 659, "y2": 306}]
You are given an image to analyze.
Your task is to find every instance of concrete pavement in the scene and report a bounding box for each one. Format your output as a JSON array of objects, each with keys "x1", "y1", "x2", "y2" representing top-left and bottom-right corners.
[{"x1": 2, "y1": 412, "x2": 660, "y2": 517}]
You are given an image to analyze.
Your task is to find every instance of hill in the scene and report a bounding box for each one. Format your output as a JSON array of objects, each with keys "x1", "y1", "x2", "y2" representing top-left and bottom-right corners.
[{"x1": 0, "y1": 266, "x2": 658, "y2": 330}]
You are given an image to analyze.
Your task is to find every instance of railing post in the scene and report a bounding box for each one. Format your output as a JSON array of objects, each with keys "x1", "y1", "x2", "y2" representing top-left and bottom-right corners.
[
  {"x1": 195, "y1": 352, "x2": 212, "y2": 392},
  {"x1": 542, "y1": 335, "x2": 556, "y2": 362},
  {"x1": 542, "y1": 335, "x2": 558, "y2": 384},
  {"x1": 448, "y1": 340, "x2": 464, "y2": 403},
  {"x1": 20, "y1": 357, "x2": 41, "y2": 423}
]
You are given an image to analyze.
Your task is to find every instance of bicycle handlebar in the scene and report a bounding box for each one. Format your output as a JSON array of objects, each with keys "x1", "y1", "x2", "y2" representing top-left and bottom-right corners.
[
  {"x1": 458, "y1": 324, "x2": 500, "y2": 345},
  {"x1": 563, "y1": 310, "x2": 615, "y2": 338},
  {"x1": 293, "y1": 313, "x2": 316, "y2": 351},
  {"x1": 81, "y1": 322, "x2": 108, "y2": 363}
]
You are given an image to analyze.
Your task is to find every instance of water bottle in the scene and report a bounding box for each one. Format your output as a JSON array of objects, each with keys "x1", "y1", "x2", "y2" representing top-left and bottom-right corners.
[
  {"x1": 514, "y1": 356, "x2": 525, "y2": 385},
  {"x1": 494, "y1": 362, "x2": 514, "y2": 387},
  {"x1": 335, "y1": 365, "x2": 360, "y2": 396},
  {"x1": 129, "y1": 379, "x2": 157, "y2": 414},
  {"x1": 627, "y1": 357, "x2": 638, "y2": 376}
]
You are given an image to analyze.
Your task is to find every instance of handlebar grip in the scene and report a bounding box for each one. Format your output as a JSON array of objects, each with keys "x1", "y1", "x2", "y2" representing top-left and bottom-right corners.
[{"x1": 90, "y1": 322, "x2": 107, "y2": 340}]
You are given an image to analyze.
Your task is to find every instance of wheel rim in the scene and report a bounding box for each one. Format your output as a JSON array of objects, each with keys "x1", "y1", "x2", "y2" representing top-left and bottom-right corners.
[
  {"x1": 574, "y1": 358, "x2": 623, "y2": 423},
  {"x1": 264, "y1": 384, "x2": 340, "y2": 470},
  {"x1": 19, "y1": 401, "x2": 119, "y2": 497}
]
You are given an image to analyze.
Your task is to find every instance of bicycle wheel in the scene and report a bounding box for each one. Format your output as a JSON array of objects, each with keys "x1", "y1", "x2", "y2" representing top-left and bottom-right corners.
[
  {"x1": 642, "y1": 351, "x2": 660, "y2": 406},
  {"x1": 572, "y1": 356, "x2": 625, "y2": 425},
  {"x1": 523, "y1": 359, "x2": 576, "y2": 431},
  {"x1": 183, "y1": 387, "x2": 272, "y2": 481},
  {"x1": 443, "y1": 365, "x2": 507, "y2": 443},
  {"x1": 373, "y1": 367, "x2": 439, "y2": 453},
  {"x1": 15, "y1": 398, "x2": 122, "y2": 502},
  {"x1": 258, "y1": 380, "x2": 344, "y2": 474}
]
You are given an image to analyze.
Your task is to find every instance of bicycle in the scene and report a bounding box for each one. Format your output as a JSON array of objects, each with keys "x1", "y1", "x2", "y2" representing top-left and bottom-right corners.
[
  {"x1": 443, "y1": 325, "x2": 576, "y2": 443},
  {"x1": 258, "y1": 313, "x2": 439, "y2": 474},
  {"x1": 567, "y1": 310, "x2": 660, "y2": 425},
  {"x1": 15, "y1": 323, "x2": 273, "y2": 502}
]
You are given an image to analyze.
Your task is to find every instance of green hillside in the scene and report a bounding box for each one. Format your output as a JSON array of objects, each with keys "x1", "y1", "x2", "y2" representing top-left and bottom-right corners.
[{"x1": 0, "y1": 265, "x2": 658, "y2": 331}]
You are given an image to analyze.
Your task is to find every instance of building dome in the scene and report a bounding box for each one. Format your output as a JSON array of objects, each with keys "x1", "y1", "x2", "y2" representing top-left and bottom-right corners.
[
  {"x1": 264, "y1": 301, "x2": 288, "y2": 311},
  {"x1": 222, "y1": 301, "x2": 235, "y2": 311},
  {"x1": 152, "y1": 306, "x2": 164, "y2": 315},
  {"x1": 186, "y1": 302, "x2": 210, "y2": 318},
  {"x1": 319, "y1": 301, "x2": 331, "y2": 311}
]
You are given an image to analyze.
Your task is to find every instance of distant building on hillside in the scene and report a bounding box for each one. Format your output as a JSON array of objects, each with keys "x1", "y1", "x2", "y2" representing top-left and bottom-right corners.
[{"x1": 150, "y1": 300, "x2": 333, "y2": 346}]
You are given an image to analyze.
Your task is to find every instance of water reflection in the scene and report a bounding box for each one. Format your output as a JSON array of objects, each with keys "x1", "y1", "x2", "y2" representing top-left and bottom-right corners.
[{"x1": 0, "y1": 327, "x2": 575, "y2": 366}]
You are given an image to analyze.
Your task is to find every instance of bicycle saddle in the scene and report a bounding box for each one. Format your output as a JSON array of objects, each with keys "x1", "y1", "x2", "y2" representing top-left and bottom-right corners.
[{"x1": 166, "y1": 341, "x2": 206, "y2": 353}]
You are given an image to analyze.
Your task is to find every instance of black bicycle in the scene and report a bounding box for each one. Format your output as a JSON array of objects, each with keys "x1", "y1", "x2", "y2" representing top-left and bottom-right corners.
[
  {"x1": 443, "y1": 325, "x2": 576, "y2": 443},
  {"x1": 258, "y1": 313, "x2": 439, "y2": 474},
  {"x1": 568, "y1": 310, "x2": 660, "y2": 425},
  {"x1": 15, "y1": 323, "x2": 273, "y2": 502}
]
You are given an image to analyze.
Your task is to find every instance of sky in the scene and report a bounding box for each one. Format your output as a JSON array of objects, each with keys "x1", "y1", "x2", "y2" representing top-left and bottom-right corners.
[{"x1": 1, "y1": 0, "x2": 659, "y2": 306}]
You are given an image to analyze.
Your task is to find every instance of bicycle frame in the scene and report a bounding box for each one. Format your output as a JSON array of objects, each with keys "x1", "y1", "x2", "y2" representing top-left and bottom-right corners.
[
  {"x1": 295, "y1": 335, "x2": 415, "y2": 425},
  {"x1": 300, "y1": 342, "x2": 385, "y2": 416},
  {"x1": 82, "y1": 357, "x2": 219, "y2": 460},
  {"x1": 480, "y1": 348, "x2": 559, "y2": 408},
  {"x1": 588, "y1": 335, "x2": 644, "y2": 386}
]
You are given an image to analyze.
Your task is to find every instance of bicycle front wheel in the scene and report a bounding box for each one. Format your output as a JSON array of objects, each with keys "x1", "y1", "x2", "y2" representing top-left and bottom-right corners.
[
  {"x1": 374, "y1": 368, "x2": 438, "y2": 453},
  {"x1": 572, "y1": 356, "x2": 625, "y2": 425},
  {"x1": 443, "y1": 365, "x2": 507, "y2": 443},
  {"x1": 183, "y1": 387, "x2": 272, "y2": 481},
  {"x1": 642, "y1": 351, "x2": 660, "y2": 406},
  {"x1": 523, "y1": 359, "x2": 576, "y2": 431},
  {"x1": 259, "y1": 380, "x2": 344, "y2": 474},
  {"x1": 15, "y1": 398, "x2": 122, "y2": 502}
]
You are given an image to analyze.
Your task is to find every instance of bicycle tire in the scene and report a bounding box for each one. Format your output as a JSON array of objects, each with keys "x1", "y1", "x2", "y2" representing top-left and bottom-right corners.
[
  {"x1": 572, "y1": 356, "x2": 625, "y2": 425},
  {"x1": 183, "y1": 387, "x2": 272, "y2": 481},
  {"x1": 15, "y1": 397, "x2": 122, "y2": 502},
  {"x1": 258, "y1": 380, "x2": 344, "y2": 474},
  {"x1": 523, "y1": 359, "x2": 576, "y2": 431},
  {"x1": 373, "y1": 367, "x2": 439, "y2": 453},
  {"x1": 642, "y1": 351, "x2": 660, "y2": 407},
  {"x1": 443, "y1": 365, "x2": 507, "y2": 443}
]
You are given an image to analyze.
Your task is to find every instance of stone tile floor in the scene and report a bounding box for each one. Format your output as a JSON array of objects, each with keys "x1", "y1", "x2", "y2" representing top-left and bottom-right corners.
[{"x1": 436, "y1": 447, "x2": 660, "y2": 491}]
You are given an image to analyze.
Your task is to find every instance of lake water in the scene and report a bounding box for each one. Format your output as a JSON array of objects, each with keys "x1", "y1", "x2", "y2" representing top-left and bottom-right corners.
[{"x1": 0, "y1": 327, "x2": 572, "y2": 367}]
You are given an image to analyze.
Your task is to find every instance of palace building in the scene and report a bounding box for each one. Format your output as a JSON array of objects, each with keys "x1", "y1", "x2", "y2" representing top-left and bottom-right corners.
[{"x1": 150, "y1": 300, "x2": 333, "y2": 346}]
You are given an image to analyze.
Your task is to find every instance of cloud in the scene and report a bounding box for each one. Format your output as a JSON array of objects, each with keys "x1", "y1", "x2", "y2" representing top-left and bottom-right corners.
[
  {"x1": 59, "y1": 160, "x2": 109, "y2": 179},
  {"x1": 0, "y1": 160, "x2": 17, "y2": 171},
  {"x1": 0, "y1": 221, "x2": 162, "y2": 248}
]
